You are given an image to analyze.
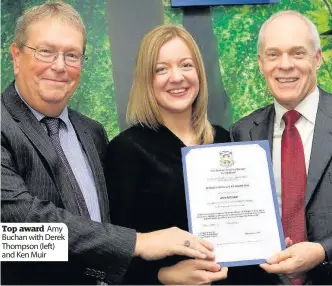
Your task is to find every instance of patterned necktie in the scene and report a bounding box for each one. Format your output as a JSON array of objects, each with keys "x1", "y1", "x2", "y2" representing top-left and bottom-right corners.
[
  {"x1": 281, "y1": 110, "x2": 306, "y2": 285},
  {"x1": 42, "y1": 117, "x2": 90, "y2": 218}
]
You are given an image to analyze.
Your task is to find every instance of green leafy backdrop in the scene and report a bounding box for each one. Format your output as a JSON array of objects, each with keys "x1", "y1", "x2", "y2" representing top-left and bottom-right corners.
[
  {"x1": 1, "y1": 0, "x2": 331, "y2": 137},
  {"x1": 212, "y1": 0, "x2": 332, "y2": 122}
]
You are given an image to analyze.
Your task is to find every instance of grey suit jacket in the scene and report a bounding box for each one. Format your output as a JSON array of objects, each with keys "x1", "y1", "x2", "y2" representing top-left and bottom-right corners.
[
  {"x1": 230, "y1": 88, "x2": 332, "y2": 284},
  {"x1": 1, "y1": 83, "x2": 136, "y2": 285}
]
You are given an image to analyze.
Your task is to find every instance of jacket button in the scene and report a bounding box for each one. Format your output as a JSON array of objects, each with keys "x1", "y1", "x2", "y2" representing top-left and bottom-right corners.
[
  {"x1": 84, "y1": 268, "x2": 92, "y2": 276},
  {"x1": 100, "y1": 272, "x2": 106, "y2": 280}
]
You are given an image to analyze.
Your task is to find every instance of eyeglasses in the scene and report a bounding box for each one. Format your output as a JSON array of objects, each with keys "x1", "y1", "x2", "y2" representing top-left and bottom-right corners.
[{"x1": 23, "y1": 44, "x2": 87, "y2": 67}]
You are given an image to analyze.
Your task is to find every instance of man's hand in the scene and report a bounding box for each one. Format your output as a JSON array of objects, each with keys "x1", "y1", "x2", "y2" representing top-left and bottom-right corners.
[
  {"x1": 134, "y1": 227, "x2": 215, "y2": 261},
  {"x1": 285, "y1": 237, "x2": 293, "y2": 247},
  {"x1": 260, "y1": 242, "x2": 325, "y2": 278},
  {"x1": 158, "y1": 259, "x2": 228, "y2": 285}
]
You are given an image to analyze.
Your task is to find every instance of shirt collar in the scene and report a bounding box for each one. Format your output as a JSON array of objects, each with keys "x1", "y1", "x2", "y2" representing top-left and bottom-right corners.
[
  {"x1": 15, "y1": 82, "x2": 70, "y2": 127},
  {"x1": 274, "y1": 87, "x2": 319, "y2": 128}
]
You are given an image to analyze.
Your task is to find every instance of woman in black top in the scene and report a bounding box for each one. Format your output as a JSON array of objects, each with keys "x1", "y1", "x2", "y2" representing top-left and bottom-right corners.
[{"x1": 105, "y1": 24, "x2": 230, "y2": 285}]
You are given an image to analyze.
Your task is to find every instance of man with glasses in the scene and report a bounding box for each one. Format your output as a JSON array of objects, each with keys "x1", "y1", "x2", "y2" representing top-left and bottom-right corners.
[
  {"x1": 22, "y1": 44, "x2": 86, "y2": 68},
  {"x1": 1, "y1": 2, "x2": 215, "y2": 285}
]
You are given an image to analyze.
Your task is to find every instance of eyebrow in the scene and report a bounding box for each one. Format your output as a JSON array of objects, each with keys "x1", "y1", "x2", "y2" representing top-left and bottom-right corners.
[
  {"x1": 290, "y1": 46, "x2": 307, "y2": 51},
  {"x1": 36, "y1": 42, "x2": 82, "y2": 52},
  {"x1": 156, "y1": 57, "x2": 194, "y2": 65},
  {"x1": 34, "y1": 42, "x2": 56, "y2": 48},
  {"x1": 265, "y1": 46, "x2": 307, "y2": 52}
]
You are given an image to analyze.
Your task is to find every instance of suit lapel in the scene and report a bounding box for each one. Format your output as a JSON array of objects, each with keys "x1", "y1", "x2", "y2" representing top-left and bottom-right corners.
[
  {"x1": 69, "y1": 111, "x2": 110, "y2": 222},
  {"x1": 2, "y1": 83, "x2": 80, "y2": 215},
  {"x1": 305, "y1": 90, "x2": 332, "y2": 207},
  {"x1": 250, "y1": 105, "x2": 275, "y2": 155}
]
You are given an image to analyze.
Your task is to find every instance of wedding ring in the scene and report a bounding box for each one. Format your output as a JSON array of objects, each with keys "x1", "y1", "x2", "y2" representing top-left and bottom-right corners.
[{"x1": 184, "y1": 240, "x2": 190, "y2": 247}]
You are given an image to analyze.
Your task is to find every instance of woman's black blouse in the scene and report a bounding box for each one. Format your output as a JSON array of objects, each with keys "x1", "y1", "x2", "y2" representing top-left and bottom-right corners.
[{"x1": 105, "y1": 124, "x2": 230, "y2": 284}]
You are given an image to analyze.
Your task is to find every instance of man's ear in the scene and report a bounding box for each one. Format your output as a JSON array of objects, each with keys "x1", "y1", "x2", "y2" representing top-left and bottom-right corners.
[
  {"x1": 315, "y1": 48, "x2": 322, "y2": 70},
  {"x1": 11, "y1": 43, "x2": 21, "y2": 76}
]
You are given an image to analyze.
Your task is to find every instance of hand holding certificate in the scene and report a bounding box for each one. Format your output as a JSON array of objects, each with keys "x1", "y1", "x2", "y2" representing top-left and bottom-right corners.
[{"x1": 182, "y1": 140, "x2": 285, "y2": 267}]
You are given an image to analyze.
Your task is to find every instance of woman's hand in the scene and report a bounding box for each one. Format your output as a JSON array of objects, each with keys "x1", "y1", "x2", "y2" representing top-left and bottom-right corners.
[{"x1": 158, "y1": 259, "x2": 228, "y2": 285}]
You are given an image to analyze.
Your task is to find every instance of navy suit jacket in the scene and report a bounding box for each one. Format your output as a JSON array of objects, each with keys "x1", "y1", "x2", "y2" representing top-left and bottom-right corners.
[{"x1": 230, "y1": 88, "x2": 332, "y2": 284}]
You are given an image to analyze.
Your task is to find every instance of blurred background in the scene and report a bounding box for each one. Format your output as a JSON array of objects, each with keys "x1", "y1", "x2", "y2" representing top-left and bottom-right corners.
[{"x1": 1, "y1": 0, "x2": 331, "y2": 138}]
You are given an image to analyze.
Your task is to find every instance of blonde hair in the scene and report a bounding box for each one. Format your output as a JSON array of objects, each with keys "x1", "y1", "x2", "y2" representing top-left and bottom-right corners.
[
  {"x1": 15, "y1": 1, "x2": 87, "y2": 53},
  {"x1": 257, "y1": 10, "x2": 321, "y2": 55},
  {"x1": 127, "y1": 24, "x2": 214, "y2": 144}
]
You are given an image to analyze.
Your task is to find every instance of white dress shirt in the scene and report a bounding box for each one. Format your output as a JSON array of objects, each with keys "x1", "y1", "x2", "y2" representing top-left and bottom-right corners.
[{"x1": 272, "y1": 87, "x2": 319, "y2": 213}]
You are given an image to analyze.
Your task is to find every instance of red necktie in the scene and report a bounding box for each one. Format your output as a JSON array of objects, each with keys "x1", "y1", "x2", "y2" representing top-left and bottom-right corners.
[{"x1": 281, "y1": 110, "x2": 307, "y2": 285}]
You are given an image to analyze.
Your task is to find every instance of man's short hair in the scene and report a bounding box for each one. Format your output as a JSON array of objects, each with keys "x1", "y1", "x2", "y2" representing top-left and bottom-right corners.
[
  {"x1": 257, "y1": 10, "x2": 321, "y2": 55},
  {"x1": 15, "y1": 1, "x2": 87, "y2": 53}
]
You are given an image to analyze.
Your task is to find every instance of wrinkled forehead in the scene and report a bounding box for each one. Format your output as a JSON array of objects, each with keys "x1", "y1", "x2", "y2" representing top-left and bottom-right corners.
[
  {"x1": 26, "y1": 17, "x2": 84, "y2": 48},
  {"x1": 261, "y1": 15, "x2": 311, "y2": 51},
  {"x1": 26, "y1": 16, "x2": 84, "y2": 41}
]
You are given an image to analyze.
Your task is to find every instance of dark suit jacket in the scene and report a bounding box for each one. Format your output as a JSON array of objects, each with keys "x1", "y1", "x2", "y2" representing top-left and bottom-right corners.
[
  {"x1": 230, "y1": 88, "x2": 332, "y2": 284},
  {"x1": 1, "y1": 83, "x2": 136, "y2": 285}
]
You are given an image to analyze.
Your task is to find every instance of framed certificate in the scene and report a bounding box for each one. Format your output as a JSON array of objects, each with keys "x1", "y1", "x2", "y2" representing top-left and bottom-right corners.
[{"x1": 182, "y1": 140, "x2": 285, "y2": 266}]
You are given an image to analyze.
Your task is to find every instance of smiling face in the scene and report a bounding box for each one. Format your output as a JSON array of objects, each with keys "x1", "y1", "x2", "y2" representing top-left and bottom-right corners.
[
  {"x1": 11, "y1": 17, "x2": 83, "y2": 116},
  {"x1": 258, "y1": 14, "x2": 322, "y2": 110},
  {"x1": 152, "y1": 37, "x2": 199, "y2": 118}
]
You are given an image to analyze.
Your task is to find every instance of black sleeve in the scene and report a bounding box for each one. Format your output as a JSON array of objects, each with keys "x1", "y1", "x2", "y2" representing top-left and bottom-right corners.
[
  {"x1": 105, "y1": 132, "x2": 176, "y2": 284},
  {"x1": 106, "y1": 133, "x2": 159, "y2": 284},
  {"x1": 105, "y1": 133, "x2": 141, "y2": 229}
]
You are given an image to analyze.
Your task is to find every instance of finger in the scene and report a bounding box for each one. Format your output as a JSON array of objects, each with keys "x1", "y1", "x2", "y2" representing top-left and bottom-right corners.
[
  {"x1": 205, "y1": 255, "x2": 217, "y2": 262},
  {"x1": 189, "y1": 239, "x2": 215, "y2": 260},
  {"x1": 260, "y1": 258, "x2": 294, "y2": 275},
  {"x1": 206, "y1": 267, "x2": 228, "y2": 282},
  {"x1": 285, "y1": 237, "x2": 293, "y2": 247},
  {"x1": 265, "y1": 250, "x2": 291, "y2": 264},
  {"x1": 192, "y1": 260, "x2": 221, "y2": 272},
  {"x1": 275, "y1": 258, "x2": 298, "y2": 275},
  {"x1": 171, "y1": 246, "x2": 208, "y2": 259},
  {"x1": 260, "y1": 263, "x2": 283, "y2": 273},
  {"x1": 220, "y1": 267, "x2": 228, "y2": 277},
  {"x1": 198, "y1": 238, "x2": 214, "y2": 251}
]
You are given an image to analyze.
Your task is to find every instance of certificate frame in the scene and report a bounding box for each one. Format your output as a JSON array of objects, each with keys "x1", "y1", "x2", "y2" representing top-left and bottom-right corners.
[{"x1": 181, "y1": 140, "x2": 285, "y2": 267}]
